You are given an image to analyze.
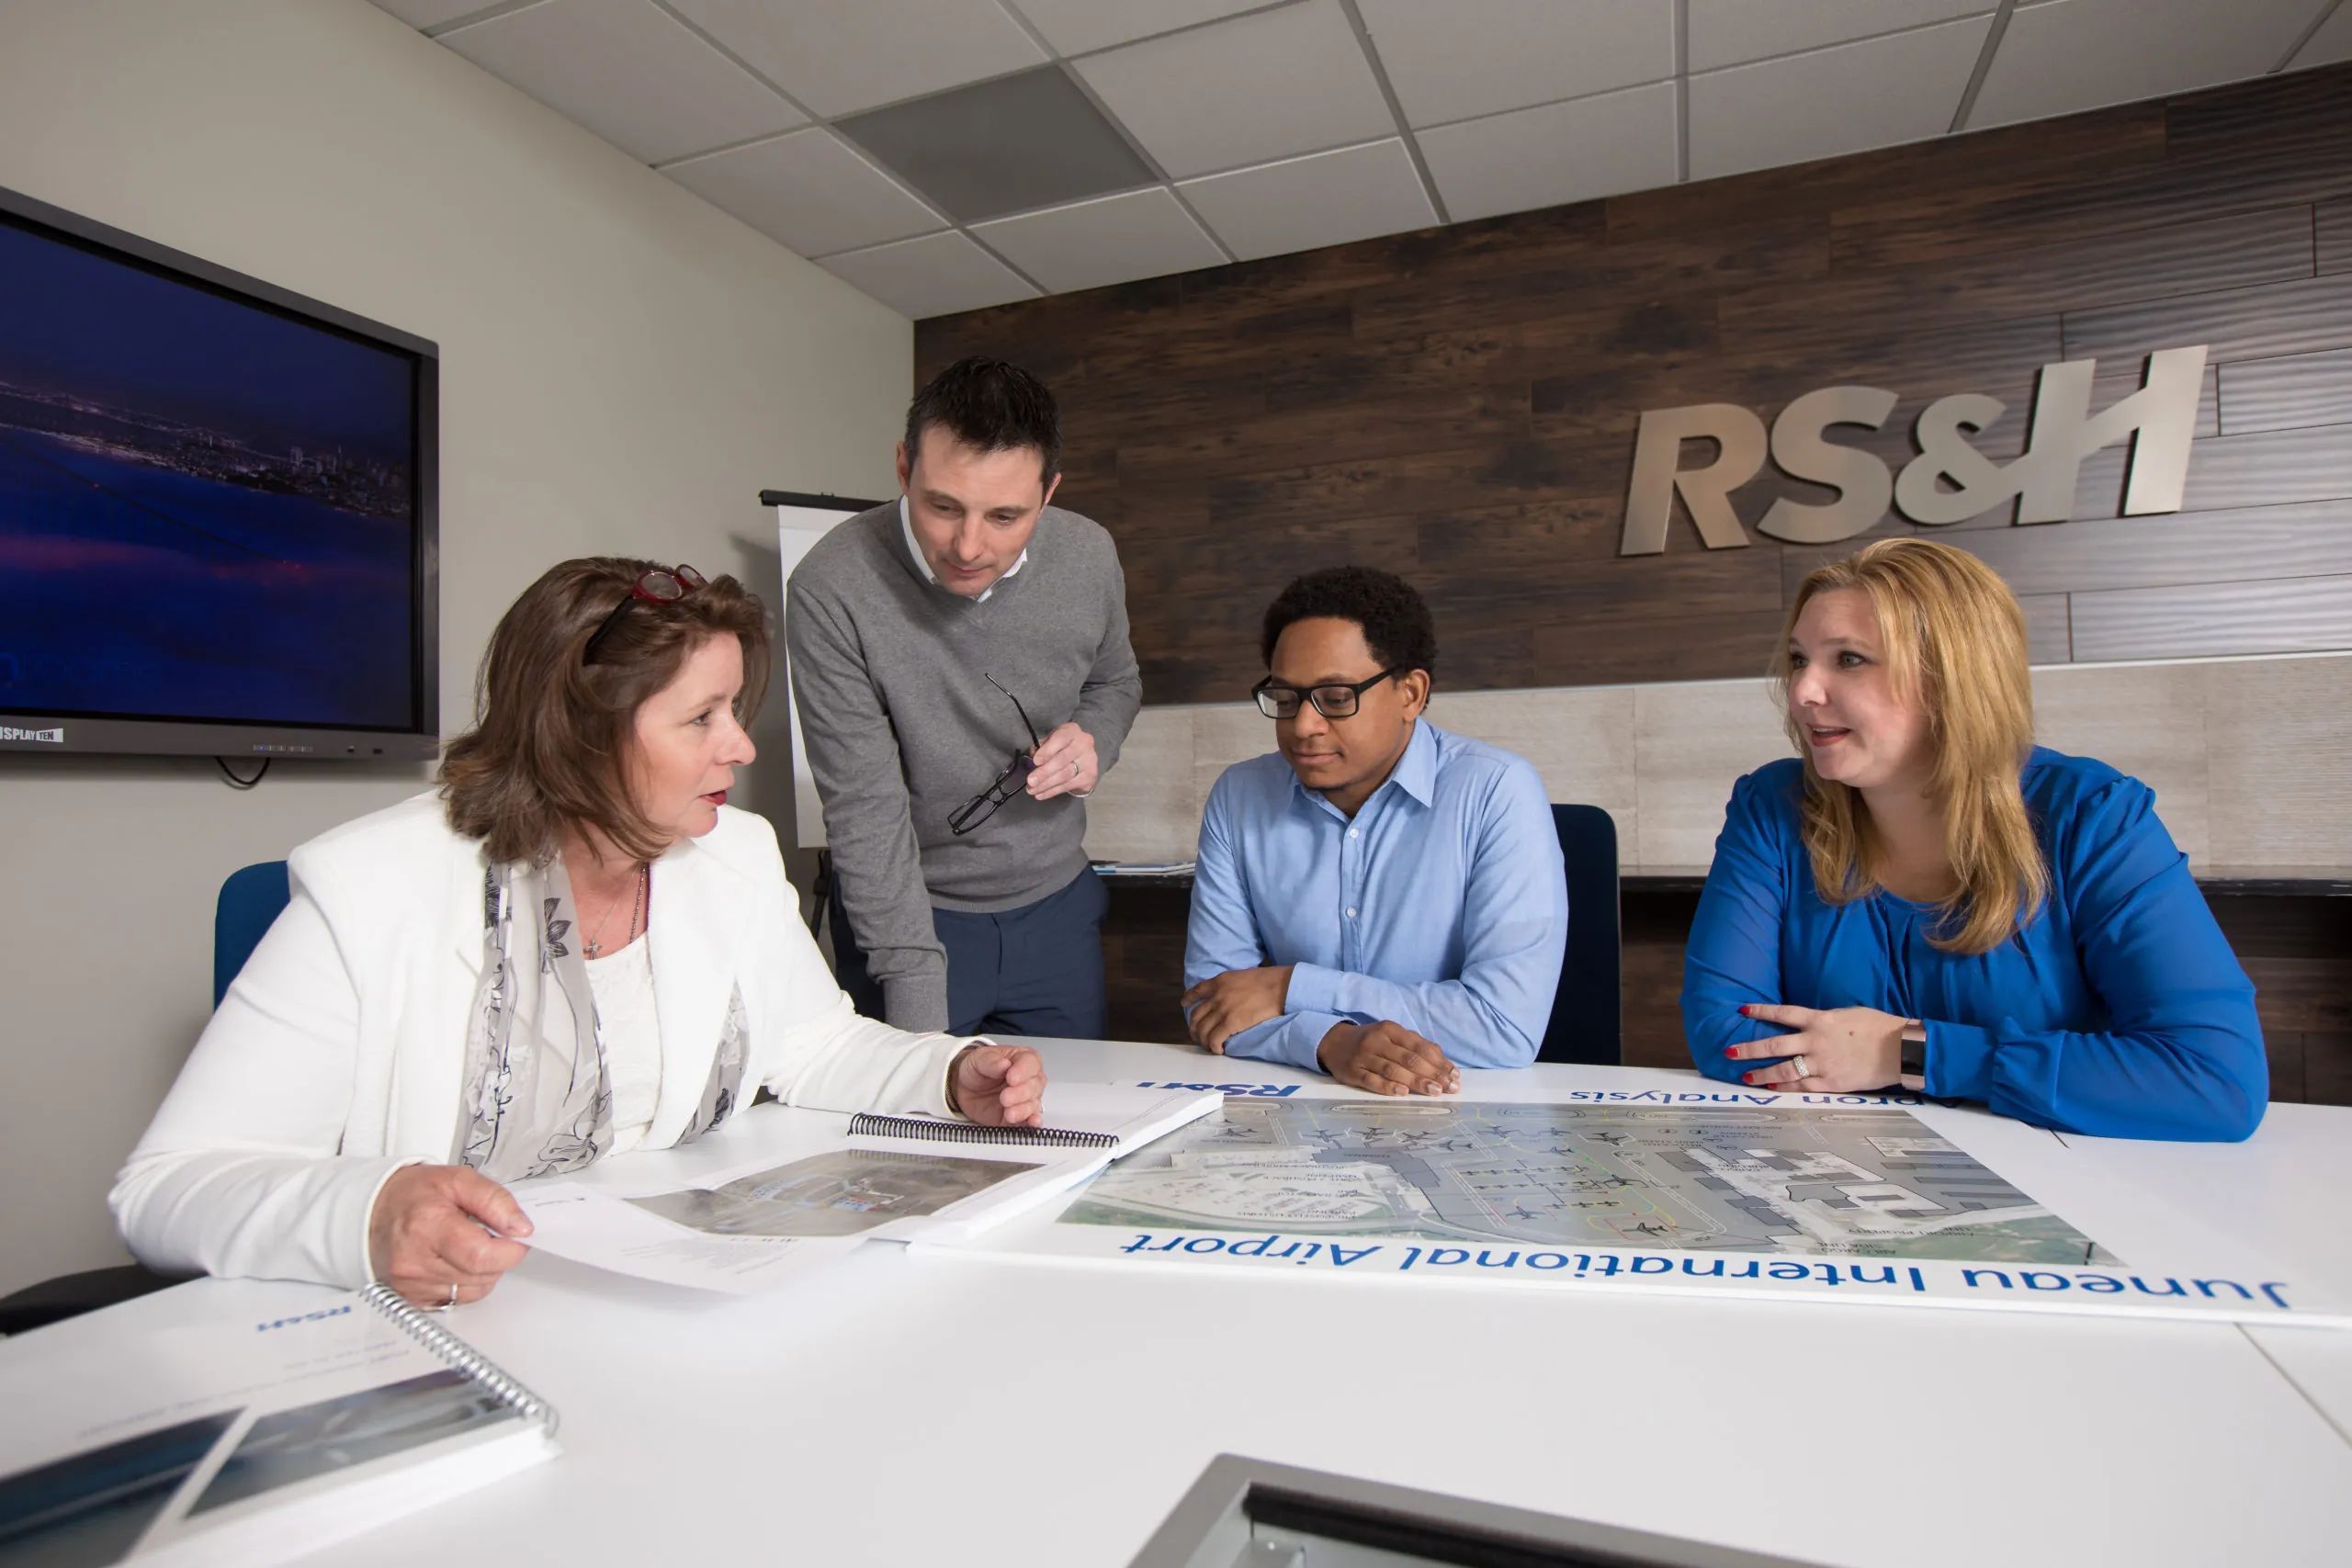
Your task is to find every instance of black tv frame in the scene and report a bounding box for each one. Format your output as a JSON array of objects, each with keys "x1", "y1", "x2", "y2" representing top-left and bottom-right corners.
[{"x1": 0, "y1": 181, "x2": 439, "y2": 763}]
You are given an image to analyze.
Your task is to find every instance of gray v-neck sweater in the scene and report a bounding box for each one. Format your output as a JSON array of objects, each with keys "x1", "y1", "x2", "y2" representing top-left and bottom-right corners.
[{"x1": 786, "y1": 502, "x2": 1142, "y2": 1031}]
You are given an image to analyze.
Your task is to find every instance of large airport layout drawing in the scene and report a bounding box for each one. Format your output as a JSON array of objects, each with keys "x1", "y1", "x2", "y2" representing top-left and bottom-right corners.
[{"x1": 1060, "y1": 1099, "x2": 2117, "y2": 1265}]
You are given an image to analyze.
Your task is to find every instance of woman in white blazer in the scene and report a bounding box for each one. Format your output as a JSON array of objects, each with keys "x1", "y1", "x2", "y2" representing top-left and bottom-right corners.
[{"x1": 112, "y1": 558, "x2": 1046, "y2": 1307}]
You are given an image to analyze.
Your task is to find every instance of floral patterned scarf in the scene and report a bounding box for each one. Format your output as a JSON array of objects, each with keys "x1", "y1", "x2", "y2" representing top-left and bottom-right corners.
[{"x1": 453, "y1": 858, "x2": 744, "y2": 1182}]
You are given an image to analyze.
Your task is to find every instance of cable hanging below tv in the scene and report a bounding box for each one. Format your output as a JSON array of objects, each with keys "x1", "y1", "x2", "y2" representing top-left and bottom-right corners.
[{"x1": 0, "y1": 182, "x2": 438, "y2": 761}]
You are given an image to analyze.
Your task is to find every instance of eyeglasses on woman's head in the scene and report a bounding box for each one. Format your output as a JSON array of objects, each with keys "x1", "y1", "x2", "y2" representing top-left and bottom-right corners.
[{"x1": 584, "y1": 563, "x2": 707, "y2": 662}]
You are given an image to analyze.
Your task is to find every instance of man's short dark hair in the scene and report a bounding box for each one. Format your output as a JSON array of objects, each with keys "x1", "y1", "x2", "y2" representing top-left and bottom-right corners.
[
  {"x1": 1261, "y1": 566, "x2": 1438, "y2": 679},
  {"x1": 904, "y1": 356, "x2": 1061, "y2": 483}
]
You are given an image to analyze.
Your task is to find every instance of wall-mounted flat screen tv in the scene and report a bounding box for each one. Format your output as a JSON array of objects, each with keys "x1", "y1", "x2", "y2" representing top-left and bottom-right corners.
[{"x1": 0, "y1": 183, "x2": 436, "y2": 761}]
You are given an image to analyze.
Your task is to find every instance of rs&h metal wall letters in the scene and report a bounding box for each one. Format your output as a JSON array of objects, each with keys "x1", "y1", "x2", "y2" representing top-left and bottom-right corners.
[{"x1": 1619, "y1": 345, "x2": 2209, "y2": 555}]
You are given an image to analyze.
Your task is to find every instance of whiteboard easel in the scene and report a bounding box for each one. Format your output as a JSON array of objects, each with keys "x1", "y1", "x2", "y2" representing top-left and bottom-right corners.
[{"x1": 767, "y1": 489, "x2": 886, "y2": 849}]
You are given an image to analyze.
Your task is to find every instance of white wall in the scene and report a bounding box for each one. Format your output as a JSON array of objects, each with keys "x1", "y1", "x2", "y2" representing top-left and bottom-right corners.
[
  {"x1": 1085, "y1": 653, "x2": 2352, "y2": 872},
  {"x1": 0, "y1": 0, "x2": 910, "y2": 1296}
]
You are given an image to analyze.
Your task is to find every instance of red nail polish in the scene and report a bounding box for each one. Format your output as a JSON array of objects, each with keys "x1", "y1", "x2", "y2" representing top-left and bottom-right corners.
[
  {"x1": 1738, "y1": 1005, "x2": 1754, "y2": 1017},
  {"x1": 1724, "y1": 1048, "x2": 1738, "y2": 1059}
]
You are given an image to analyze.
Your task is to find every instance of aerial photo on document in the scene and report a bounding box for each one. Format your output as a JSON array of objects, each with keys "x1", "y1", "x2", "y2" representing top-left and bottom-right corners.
[
  {"x1": 628, "y1": 1149, "x2": 1041, "y2": 1239},
  {"x1": 0, "y1": 1413, "x2": 240, "y2": 1566},
  {"x1": 1060, "y1": 1100, "x2": 2118, "y2": 1265},
  {"x1": 189, "y1": 1370, "x2": 516, "y2": 1516}
]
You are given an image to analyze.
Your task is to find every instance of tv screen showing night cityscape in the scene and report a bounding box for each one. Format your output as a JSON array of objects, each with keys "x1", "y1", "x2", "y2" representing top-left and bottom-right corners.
[{"x1": 0, "y1": 185, "x2": 436, "y2": 761}]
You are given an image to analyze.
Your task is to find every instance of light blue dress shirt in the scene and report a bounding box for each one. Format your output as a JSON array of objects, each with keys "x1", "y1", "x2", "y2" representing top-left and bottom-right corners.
[{"x1": 1185, "y1": 719, "x2": 1568, "y2": 1072}]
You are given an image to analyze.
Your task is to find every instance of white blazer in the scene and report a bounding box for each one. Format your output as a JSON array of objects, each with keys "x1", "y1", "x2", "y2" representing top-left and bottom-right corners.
[{"x1": 111, "y1": 793, "x2": 967, "y2": 1289}]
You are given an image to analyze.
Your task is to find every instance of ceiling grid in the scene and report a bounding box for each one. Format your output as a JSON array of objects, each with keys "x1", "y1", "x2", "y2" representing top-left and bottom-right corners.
[
  {"x1": 1951, "y1": 0, "x2": 2022, "y2": 132},
  {"x1": 2277, "y1": 0, "x2": 2351, "y2": 68},
  {"x1": 1000, "y1": 0, "x2": 1242, "y2": 273},
  {"x1": 374, "y1": 0, "x2": 2352, "y2": 318},
  {"x1": 1673, "y1": 0, "x2": 1690, "y2": 184},
  {"x1": 1332, "y1": 0, "x2": 1451, "y2": 225}
]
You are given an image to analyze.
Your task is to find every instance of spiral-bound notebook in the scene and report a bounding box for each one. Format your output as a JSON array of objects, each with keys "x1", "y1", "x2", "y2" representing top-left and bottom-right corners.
[
  {"x1": 834, "y1": 1084, "x2": 1224, "y2": 1247},
  {"x1": 848, "y1": 1082, "x2": 1223, "y2": 1157},
  {"x1": 0, "y1": 1280, "x2": 558, "y2": 1568}
]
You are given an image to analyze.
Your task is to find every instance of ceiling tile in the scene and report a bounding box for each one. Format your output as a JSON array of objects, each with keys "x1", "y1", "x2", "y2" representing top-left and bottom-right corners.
[
  {"x1": 1355, "y1": 0, "x2": 1673, "y2": 129},
  {"x1": 1178, "y1": 139, "x2": 1436, "y2": 261},
  {"x1": 1968, "y1": 0, "x2": 2319, "y2": 129},
  {"x1": 368, "y1": 0, "x2": 501, "y2": 28},
  {"x1": 664, "y1": 129, "x2": 942, "y2": 257},
  {"x1": 439, "y1": 0, "x2": 801, "y2": 165},
  {"x1": 1688, "y1": 13, "x2": 1993, "y2": 181},
  {"x1": 1417, "y1": 81, "x2": 1678, "y2": 223},
  {"x1": 836, "y1": 66, "x2": 1154, "y2": 223},
  {"x1": 1688, "y1": 0, "x2": 1992, "y2": 73},
  {"x1": 2293, "y1": 2, "x2": 2352, "y2": 68},
  {"x1": 666, "y1": 0, "x2": 1046, "y2": 118},
  {"x1": 1072, "y1": 0, "x2": 1395, "y2": 178},
  {"x1": 970, "y1": 186, "x2": 1227, "y2": 293},
  {"x1": 1008, "y1": 0, "x2": 1277, "y2": 58},
  {"x1": 817, "y1": 231, "x2": 1040, "y2": 318}
]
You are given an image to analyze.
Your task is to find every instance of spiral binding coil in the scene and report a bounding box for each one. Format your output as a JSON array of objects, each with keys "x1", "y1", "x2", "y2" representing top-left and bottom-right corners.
[
  {"x1": 359, "y1": 1281, "x2": 560, "y2": 1437},
  {"x1": 847, "y1": 1111, "x2": 1118, "y2": 1150}
]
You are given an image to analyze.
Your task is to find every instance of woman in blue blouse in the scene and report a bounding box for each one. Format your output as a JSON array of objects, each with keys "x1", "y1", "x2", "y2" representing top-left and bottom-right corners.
[{"x1": 1683, "y1": 538, "x2": 2265, "y2": 1142}]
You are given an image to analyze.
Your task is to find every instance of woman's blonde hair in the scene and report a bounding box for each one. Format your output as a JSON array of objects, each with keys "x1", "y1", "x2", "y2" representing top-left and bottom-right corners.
[{"x1": 1772, "y1": 537, "x2": 2046, "y2": 955}]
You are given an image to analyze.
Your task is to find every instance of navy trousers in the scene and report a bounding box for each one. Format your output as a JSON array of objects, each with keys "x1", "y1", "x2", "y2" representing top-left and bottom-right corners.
[{"x1": 829, "y1": 865, "x2": 1109, "y2": 1040}]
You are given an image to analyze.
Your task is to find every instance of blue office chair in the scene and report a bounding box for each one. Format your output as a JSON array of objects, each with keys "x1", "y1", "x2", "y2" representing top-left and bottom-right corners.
[
  {"x1": 1536, "y1": 805, "x2": 1622, "y2": 1066},
  {"x1": 214, "y1": 860, "x2": 291, "y2": 1007},
  {"x1": 0, "y1": 861, "x2": 290, "y2": 1336}
]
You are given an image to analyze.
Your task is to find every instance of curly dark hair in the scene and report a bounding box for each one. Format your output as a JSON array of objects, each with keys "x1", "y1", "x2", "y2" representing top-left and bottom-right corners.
[
  {"x1": 1260, "y1": 566, "x2": 1438, "y2": 679},
  {"x1": 904, "y1": 356, "x2": 1061, "y2": 483}
]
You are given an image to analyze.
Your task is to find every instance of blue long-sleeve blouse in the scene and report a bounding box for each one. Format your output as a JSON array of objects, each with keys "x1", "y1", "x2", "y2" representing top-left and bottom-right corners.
[{"x1": 1682, "y1": 748, "x2": 2266, "y2": 1142}]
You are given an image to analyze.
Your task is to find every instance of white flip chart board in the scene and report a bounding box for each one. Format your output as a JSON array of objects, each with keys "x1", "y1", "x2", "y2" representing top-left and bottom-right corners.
[{"x1": 769, "y1": 491, "x2": 885, "y2": 849}]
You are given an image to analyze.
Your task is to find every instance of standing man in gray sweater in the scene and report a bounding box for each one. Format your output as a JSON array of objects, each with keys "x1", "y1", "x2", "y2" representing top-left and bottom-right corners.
[{"x1": 788, "y1": 357, "x2": 1141, "y2": 1038}]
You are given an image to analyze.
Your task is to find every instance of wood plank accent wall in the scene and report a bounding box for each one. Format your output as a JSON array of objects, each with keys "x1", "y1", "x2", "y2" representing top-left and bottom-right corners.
[{"x1": 917, "y1": 64, "x2": 2352, "y2": 707}]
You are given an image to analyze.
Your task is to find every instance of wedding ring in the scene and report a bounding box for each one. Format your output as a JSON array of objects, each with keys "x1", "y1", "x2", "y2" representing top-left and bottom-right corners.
[
  {"x1": 440, "y1": 1282, "x2": 459, "y2": 1313},
  {"x1": 1790, "y1": 1055, "x2": 1811, "y2": 1080}
]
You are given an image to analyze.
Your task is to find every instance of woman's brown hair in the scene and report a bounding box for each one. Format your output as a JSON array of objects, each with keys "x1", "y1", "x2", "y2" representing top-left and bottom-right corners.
[
  {"x1": 1771, "y1": 537, "x2": 2047, "y2": 956},
  {"x1": 440, "y1": 558, "x2": 770, "y2": 865}
]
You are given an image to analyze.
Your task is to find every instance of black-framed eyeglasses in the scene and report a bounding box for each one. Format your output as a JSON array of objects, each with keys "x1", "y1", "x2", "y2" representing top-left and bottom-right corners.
[
  {"x1": 1251, "y1": 669, "x2": 1398, "y2": 720},
  {"x1": 948, "y1": 672, "x2": 1044, "y2": 836},
  {"x1": 583, "y1": 563, "x2": 707, "y2": 662}
]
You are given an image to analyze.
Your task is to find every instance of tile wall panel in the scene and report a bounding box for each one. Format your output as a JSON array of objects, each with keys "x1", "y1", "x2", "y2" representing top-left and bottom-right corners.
[
  {"x1": 2203, "y1": 654, "x2": 2352, "y2": 866},
  {"x1": 1084, "y1": 656, "x2": 2352, "y2": 871},
  {"x1": 2030, "y1": 660, "x2": 2213, "y2": 863},
  {"x1": 1630, "y1": 680, "x2": 1791, "y2": 868}
]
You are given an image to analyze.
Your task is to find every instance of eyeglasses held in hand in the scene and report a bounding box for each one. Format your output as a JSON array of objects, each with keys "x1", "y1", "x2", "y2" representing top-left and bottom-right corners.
[
  {"x1": 948, "y1": 673, "x2": 1045, "y2": 836},
  {"x1": 1251, "y1": 669, "x2": 1398, "y2": 720},
  {"x1": 584, "y1": 564, "x2": 708, "y2": 662}
]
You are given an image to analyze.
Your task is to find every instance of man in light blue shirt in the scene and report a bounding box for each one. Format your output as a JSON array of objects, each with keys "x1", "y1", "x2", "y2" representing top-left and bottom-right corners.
[{"x1": 1182, "y1": 567, "x2": 1567, "y2": 1094}]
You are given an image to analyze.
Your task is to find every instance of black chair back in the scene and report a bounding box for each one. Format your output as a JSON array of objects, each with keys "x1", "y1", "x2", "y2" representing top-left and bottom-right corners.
[{"x1": 1538, "y1": 804, "x2": 1622, "y2": 1065}]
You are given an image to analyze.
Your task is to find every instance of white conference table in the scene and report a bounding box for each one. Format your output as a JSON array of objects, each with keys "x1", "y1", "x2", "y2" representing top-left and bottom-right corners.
[{"x1": 49, "y1": 1042, "x2": 2352, "y2": 1567}]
